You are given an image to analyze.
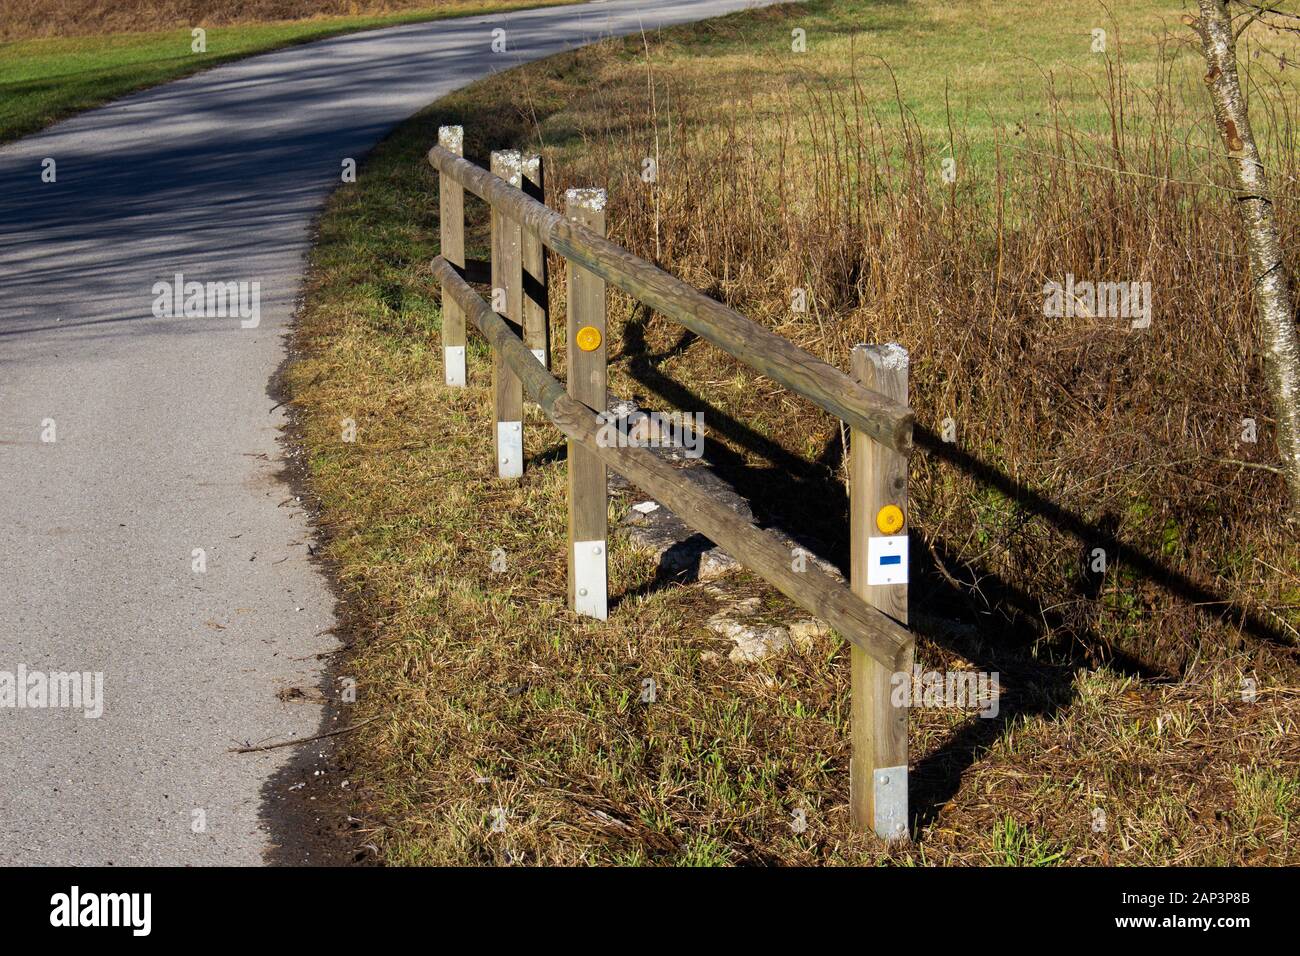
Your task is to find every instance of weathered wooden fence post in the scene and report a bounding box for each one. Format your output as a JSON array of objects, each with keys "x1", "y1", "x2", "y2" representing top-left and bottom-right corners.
[
  {"x1": 565, "y1": 187, "x2": 609, "y2": 619},
  {"x1": 490, "y1": 150, "x2": 524, "y2": 479},
  {"x1": 438, "y1": 126, "x2": 466, "y2": 387},
  {"x1": 849, "y1": 343, "x2": 911, "y2": 840},
  {"x1": 521, "y1": 154, "x2": 549, "y2": 370}
]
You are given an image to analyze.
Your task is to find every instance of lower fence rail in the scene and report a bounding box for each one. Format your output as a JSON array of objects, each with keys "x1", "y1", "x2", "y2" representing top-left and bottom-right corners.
[{"x1": 432, "y1": 255, "x2": 911, "y2": 672}]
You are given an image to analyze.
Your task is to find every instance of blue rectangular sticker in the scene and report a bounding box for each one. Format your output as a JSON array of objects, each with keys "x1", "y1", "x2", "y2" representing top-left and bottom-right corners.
[{"x1": 879, "y1": 555, "x2": 901, "y2": 566}]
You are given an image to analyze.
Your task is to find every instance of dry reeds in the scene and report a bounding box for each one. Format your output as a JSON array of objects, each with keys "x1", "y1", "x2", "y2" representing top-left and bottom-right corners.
[{"x1": 548, "y1": 38, "x2": 1300, "y2": 677}]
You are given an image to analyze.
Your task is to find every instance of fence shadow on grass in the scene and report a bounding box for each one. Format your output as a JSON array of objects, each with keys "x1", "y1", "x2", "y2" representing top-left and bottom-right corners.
[{"x1": 610, "y1": 300, "x2": 1299, "y2": 833}]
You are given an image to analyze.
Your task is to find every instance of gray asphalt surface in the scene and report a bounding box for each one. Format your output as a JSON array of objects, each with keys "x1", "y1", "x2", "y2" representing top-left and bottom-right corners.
[{"x1": 0, "y1": 0, "x2": 779, "y2": 865}]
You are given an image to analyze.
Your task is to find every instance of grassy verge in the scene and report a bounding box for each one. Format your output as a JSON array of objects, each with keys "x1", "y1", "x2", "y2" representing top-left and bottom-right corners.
[
  {"x1": 288, "y1": 0, "x2": 1300, "y2": 864},
  {"x1": 0, "y1": 1, "x2": 567, "y2": 145}
]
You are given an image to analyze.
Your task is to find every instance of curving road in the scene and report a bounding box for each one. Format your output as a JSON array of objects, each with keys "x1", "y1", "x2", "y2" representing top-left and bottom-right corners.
[{"x1": 0, "y1": 0, "x2": 778, "y2": 865}]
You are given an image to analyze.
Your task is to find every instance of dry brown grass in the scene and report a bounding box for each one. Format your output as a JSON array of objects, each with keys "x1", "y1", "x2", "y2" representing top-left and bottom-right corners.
[
  {"x1": 548, "y1": 22, "x2": 1300, "y2": 682},
  {"x1": 285, "y1": 0, "x2": 1300, "y2": 864},
  {"x1": 0, "y1": 0, "x2": 476, "y2": 40}
]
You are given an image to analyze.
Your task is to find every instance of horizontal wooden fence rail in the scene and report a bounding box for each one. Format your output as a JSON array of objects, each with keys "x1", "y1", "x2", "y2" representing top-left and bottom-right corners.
[
  {"x1": 428, "y1": 141, "x2": 914, "y2": 456},
  {"x1": 430, "y1": 125, "x2": 914, "y2": 840},
  {"x1": 432, "y1": 254, "x2": 912, "y2": 670}
]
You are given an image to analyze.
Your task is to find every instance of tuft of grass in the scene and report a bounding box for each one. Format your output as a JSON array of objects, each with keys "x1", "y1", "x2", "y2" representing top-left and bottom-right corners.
[
  {"x1": 1231, "y1": 766, "x2": 1299, "y2": 833},
  {"x1": 990, "y1": 817, "x2": 1069, "y2": 867},
  {"x1": 286, "y1": 0, "x2": 1300, "y2": 865}
]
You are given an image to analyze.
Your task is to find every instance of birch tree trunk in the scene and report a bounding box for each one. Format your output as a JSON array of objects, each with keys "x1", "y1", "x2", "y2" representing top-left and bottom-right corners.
[{"x1": 1193, "y1": 0, "x2": 1300, "y2": 517}]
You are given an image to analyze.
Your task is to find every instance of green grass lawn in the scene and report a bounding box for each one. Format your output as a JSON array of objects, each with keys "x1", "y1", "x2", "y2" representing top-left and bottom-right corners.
[
  {"x1": 553, "y1": 0, "x2": 1214, "y2": 170},
  {"x1": 0, "y1": 1, "x2": 567, "y2": 145}
]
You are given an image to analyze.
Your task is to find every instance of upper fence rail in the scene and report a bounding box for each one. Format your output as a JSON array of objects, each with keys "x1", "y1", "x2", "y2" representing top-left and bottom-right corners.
[{"x1": 427, "y1": 142, "x2": 914, "y2": 456}]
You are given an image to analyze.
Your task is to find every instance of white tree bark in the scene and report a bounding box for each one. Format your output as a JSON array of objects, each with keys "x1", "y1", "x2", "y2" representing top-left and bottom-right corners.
[{"x1": 1194, "y1": 0, "x2": 1300, "y2": 516}]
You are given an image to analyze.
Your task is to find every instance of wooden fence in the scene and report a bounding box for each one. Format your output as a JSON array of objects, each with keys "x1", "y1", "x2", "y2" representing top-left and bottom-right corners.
[{"x1": 429, "y1": 125, "x2": 915, "y2": 839}]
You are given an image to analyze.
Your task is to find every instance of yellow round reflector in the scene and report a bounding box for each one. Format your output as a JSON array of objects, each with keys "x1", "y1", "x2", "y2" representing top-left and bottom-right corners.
[
  {"x1": 576, "y1": 326, "x2": 602, "y2": 352},
  {"x1": 876, "y1": 504, "x2": 905, "y2": 535}
]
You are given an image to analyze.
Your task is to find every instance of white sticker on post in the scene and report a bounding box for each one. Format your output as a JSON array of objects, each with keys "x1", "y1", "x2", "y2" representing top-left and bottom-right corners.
[
  {"x1": 445, "y1": 346, "x2": 466, "y2": 387},
  {"x1": 530, "y1": 348, "x2": 547, "y2": 368},
  {"x1": 496, "y1": 421, "x2": 522, "y2": 479},
  {"x1": 573, "y1": 539, "x2": 608, "y2": 620},
  {"x1": 866, "y1": 534, "x2": 908, "y2": 586}
]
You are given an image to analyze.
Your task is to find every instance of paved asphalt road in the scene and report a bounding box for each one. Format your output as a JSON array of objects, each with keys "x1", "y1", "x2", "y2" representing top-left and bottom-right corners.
[{"x1": 0, "y1": 0, "x2": 778, "y2": 865}]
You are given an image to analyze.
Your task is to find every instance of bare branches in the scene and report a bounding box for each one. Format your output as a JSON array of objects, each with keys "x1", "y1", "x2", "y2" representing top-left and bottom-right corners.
[{"x1": 1231, "y1": 0, "x2": 1300, "y2": 41}]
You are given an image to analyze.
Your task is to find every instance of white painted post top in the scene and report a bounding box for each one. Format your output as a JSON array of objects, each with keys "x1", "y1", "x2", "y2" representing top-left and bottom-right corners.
[
  {"x1": 565, "y1": 187, "x2": 607, "y2": 212},
  {"x1": 853, "y1": 342, "x2": 909, "y2": 369},
  {"x1": 437, "y1": 125, "x2": 463, "y2": 152},
  {"x1": 490, "y1": 149, "x2": 523, "y2": 186}
]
